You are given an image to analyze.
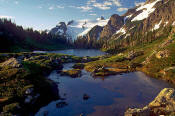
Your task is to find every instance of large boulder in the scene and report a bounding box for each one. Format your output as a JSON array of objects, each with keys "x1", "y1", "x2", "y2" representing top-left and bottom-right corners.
[
  {"x1": 24, "y1": 95, "x2": 33, "y2": 104},
  {"x1": 0, "y1": 58, "x2": 22, "y2": 68},
  {"x1": 91, "y1": 66, "x2": 121, "y2": 77},
  {"x1": 156, "y1": 50, "x2": 169, "y2": 59},
  {"x1": 125, "y1": 88, "x2": 175, "y2": 116},
  {"x1": 72, "y1": 63, "x2": 85, "y2": 69},
  {"x1": 125, "y1": 107, "x2": 151, "y2": 116},
  {"x1": 60, "y1": 69, "x2": 81, "y2": 78},
  {"x1": 127, "y1": 51, "x2": 144, "y2": 60},
  {"x1": 25, "y1": 88, "x2": 34, "y2": 95}
]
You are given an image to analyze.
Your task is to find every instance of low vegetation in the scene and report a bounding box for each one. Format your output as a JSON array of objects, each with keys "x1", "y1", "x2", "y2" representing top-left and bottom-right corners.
[
  {"x1": 0, "y1": 52, "x2": 82, "y2": 115},
  {"x1": 0, "y1": 22, "x2": 175, "y2": 116},
  {"x1": 84, "y1": 27, "x2": 175, "y2": 84},
  {"x1": 0, "y1": 19, "x2": 72, "y2": 53},
  {"x1": 72, "y1": 63, "x2": 85, "y2": 69},
  {"x1": 61, "y1": 69, "x2": 81, "y2": 78}
]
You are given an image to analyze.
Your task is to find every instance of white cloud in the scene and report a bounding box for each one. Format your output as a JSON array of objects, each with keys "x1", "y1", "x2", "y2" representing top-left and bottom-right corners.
[
  {"x1": 135, "y1": 1, "x2": 145, "y2": 6},
  {"x1": 71, "y1": 0, "x2": 122, "y2": 12},
  {"x1": 14, "y1": 1, "x2": 19, "y2": 5},
  {"x1": 87, "y1": 0, "x2": 96, "y2": 5},
  {"x1": 93, "y1": 2, "x2": 111, "y2": 10},
  {"x1": 48, "y1": 5, "x2": 64, "y2": 10},
  {"x1": 89, "y1": 13, "x2": 97, "y2": 16},
  {"x1": 49, "y1": 6, "x2": 54, "y2": 10},
  {"x1": 104, "y1": 1, "x2": 113, "y2": 6},
  {"x1": 0, "y1": 15, "x2": 15, "y2": 19},
  {"x1": 86, "y1": 0, "x2": 121, "y2": 11},
  {"x1": 117, "y1": 7, "x2": 128, "y2": 12},
  {"x1": 77, "y1": 6, "x2": 93, "y2": 12},
  {"x1": 111, "y1": 0, "x2": 122, "y2": 7}
]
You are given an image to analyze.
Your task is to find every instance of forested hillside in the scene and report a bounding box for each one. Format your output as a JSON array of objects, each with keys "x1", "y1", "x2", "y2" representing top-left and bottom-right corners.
[{"x1": 0, "y1": 19, "x2": 71, "y2": 53}]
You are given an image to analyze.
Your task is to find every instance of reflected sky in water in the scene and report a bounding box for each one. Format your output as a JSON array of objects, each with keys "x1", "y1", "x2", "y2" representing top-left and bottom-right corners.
[
  {"x1": 47, "y1": 49, "x2": 106, "y2": 57},
  {"x1": 36, "y1": 63, "x2": 173, "y2": 116}
]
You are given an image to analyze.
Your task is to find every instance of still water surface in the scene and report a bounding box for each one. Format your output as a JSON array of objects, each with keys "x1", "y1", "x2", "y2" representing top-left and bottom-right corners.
[
  {"x1": 34, "y1": 49, "x2": 106, "y2": 57},
  {"x1": 36, "y1": 62, "x2": 172, "y2": 116}
]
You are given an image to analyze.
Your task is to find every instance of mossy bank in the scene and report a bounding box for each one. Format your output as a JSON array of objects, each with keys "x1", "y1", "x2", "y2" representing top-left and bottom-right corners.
[{"x1": 0, "y1": 52, "x2": 82, "y2": 116}]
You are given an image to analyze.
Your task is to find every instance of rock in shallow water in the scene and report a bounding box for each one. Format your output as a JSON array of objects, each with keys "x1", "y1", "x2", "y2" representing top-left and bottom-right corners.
[
  {"x1": 72, "y1": 63, "x2": 85, "y2": 69},
  {"x1": 0, "y1": 57, "x2": 22, "y2": 68},
  {"x1": 56, "y1": 101, "x2": 68, "y2": 108},
  {"x1": 125, "y1": 88, "x2": 175, "y2": 116},
  {"x1": 83, "y1": 94, "x2": 90, "y2": 100},
  {"x1": 60, "y1": 69, "x2": 81, "y2": 78},
  {"x1": 25, "y1": 88, "x2": 34, "y2": 95},
  {"x1": 25, "y1": 95, "x2": 33, "y2": 104}
]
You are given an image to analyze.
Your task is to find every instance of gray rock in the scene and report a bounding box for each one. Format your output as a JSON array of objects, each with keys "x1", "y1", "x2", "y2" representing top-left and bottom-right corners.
[
  {"x1": 125, "y1": 88, "x2": 175, "y2": 116},
  {"x1": 0, "y1": 57, "x2": 22, "y2": 68},
  {"x1": 125, "y1": 107, "x2": 151, "y2": 116},
  {"x1": 127, "y1": 51, "x2": 144, "y2": 60},
  {"x1": 156, "y1": 50, "x2": 169, "y2": 59},
  {"x1": 56, "y1": 101, "x2": 68, "y2": 108},
  {"x1": 25, "y1": 88, "x2": 34, "y2": 95},
  {"x1": 24, "y1": 95, "x2": 33, "y2": 104}
]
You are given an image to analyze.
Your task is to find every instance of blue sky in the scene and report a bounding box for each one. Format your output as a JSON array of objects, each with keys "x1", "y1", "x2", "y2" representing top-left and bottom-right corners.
[{"x1": 0, "y1": 0, "x2": 145, "y2": 30}]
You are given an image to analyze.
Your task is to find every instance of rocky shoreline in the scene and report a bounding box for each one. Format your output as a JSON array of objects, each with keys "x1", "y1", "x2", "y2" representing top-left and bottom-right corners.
[
  {"x1": 1, "y1": 52, "x2": 175, "y2": 116},
  {"x1": 81, "y1": 49, "x2": 175, "y2": 115},
  {"x1": 125, "y1": 88, "x2": 175, "y2": 116},
  {"x1": 0, "y1": 53, "x2": 61, "y2": 116},
  {"x1": 0, "y1": 52, "x2": 79, "y2": 115},
  {"x1": 0, "y1": 52, "x2": 103, "y2": 115}
]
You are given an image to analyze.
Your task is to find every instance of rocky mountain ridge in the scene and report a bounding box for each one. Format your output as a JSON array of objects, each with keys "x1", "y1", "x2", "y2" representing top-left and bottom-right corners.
[
  {"x1": 100, "y1": 14, "x2": 124, "y2": 39},
  {"x1": 49, "y1": 16, "x2": 108, "y2": 41},
  {"x1": 50, "y1": 0, "x2": 175, "y2": 50},
  {"x1": 73, "y1": 0, "x2": 175, "y2": 49},
  {"x1": 104, "y1": 0, "x2": 175, "y2": 48}
]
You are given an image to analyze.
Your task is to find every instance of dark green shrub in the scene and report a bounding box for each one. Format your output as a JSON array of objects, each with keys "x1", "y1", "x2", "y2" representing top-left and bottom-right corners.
[{"x1": 3, "y1": 103, "x2": 20, "y2": 113}]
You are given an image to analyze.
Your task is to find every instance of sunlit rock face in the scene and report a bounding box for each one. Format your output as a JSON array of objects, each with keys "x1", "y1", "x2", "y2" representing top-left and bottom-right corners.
[
  {"x1": 125, "y1": 88, "x2": 175, "y2": 116},
  {"x1": 0, "y1": 57, "x2": 22, "y2": 68},
  {"x1": 100, "y1": 14, "x2": 124, "y2": 39}
]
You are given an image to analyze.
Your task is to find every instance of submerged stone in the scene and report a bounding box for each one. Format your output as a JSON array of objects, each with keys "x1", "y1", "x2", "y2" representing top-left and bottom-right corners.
[
  {"x1": 61, "y1": 69, "x2": 81, "y2": 78},
  {"x1": 83, "y1": 94, "x2": 90, "y2": 100},
  {"x1": 56, "y1": 101, "x2": 68, "y2": 108}
]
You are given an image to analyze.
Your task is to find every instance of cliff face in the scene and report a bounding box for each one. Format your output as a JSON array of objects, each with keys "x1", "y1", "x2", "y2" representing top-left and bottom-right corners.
[
  {"x1": 142, "y1": 0, "x2": 175, "y2": 32},
  {"x1": 75, "y1": 25, "x2": 103, "y2": 48},
  {"x1": 100, "y1": 14, "x2": 124, "y2": 39},
  {"x1": 102, "y1": 0, "x2": 175, "y2": 49},
  {"x1": 74, "y1": 0, "x2": 175, "y2": 49},
  {"x1": 51, "y1": 0, "x2": 175, "y2": 50},
  {"x1": 87, "y1": 25, "x2": 103, "y2": 42},
  {"x1": 127, "y1": 0, "x2": 175, "y2": 35},
  {"x1": 49, "y1": 22, "x2": 67, "y2": 36}
]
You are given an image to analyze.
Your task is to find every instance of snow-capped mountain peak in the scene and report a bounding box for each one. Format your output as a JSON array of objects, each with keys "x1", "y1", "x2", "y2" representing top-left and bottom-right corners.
[
  {"x1": 131, "y1": 0, "x2": 161, "y2": 22},
  {"x1": 50, "y1": 17, "x2": 109, "y2": 40}
]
